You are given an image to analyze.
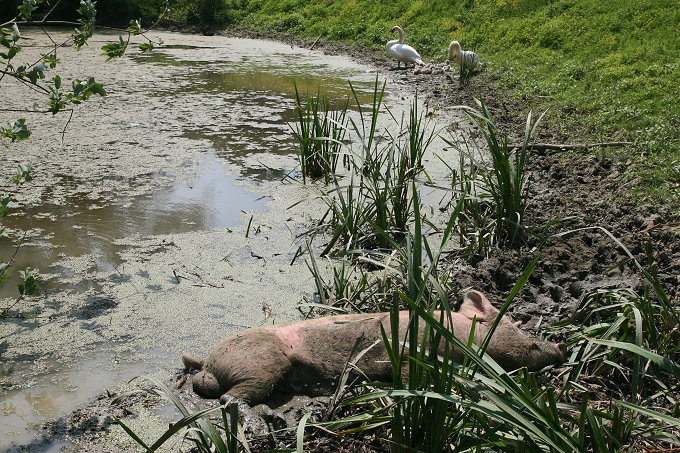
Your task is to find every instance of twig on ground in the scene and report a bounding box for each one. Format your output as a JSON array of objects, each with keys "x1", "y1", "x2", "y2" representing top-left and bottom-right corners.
[{"x1": 309, "y1": 33, "x2": 323, "y2": 51}]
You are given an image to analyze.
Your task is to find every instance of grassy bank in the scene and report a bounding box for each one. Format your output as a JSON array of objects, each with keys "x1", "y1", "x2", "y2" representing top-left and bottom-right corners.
[{"x1": 161, "y1": 0, "x2": 679, "y2": 204}]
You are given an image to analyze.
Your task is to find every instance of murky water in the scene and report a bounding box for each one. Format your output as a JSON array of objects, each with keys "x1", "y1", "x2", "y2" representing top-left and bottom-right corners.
[{"x1": 0, "y1": 29, "x2": 457, "y2": 450}]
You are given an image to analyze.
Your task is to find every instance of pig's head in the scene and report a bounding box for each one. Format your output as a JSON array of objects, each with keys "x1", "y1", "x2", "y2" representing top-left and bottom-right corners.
[
  {"x1": 191, "y1": 370, "x2": 223, "y2": 399},
  {"x1": 459, "y1": 290, "x2": 567, "y2": 371}
]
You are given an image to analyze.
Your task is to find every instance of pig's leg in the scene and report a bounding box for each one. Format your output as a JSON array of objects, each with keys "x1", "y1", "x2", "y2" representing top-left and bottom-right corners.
[{"x1": 219, "y1": 394, "x2": 269, "y2": 435}]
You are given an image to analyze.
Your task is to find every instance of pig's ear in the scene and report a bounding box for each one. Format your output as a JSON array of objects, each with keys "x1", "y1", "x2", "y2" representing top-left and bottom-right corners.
[{"x1": 459, "y1": 290, "x2": 498, "y2": 320}]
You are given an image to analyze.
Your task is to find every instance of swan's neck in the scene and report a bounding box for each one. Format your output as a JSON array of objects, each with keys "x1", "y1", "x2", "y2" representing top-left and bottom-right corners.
[
  {"x1": 395, "y1": 28, "x2": 405, "y2": 44},
  {"x1": 386, "y1": 38, "x2": 400, "y2": 48}
]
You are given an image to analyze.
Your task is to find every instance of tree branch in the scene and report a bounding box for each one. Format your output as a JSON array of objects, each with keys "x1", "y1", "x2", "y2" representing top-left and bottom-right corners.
[
  {"x1": 0, "y1": 108, "x2": 54, "y2": 114},
  {"x1": 0, "y1": 70, "x2": 52, "y2": 94},
  {"x1": 14, "y1": 20, "x2": 81, "y2": 27}
]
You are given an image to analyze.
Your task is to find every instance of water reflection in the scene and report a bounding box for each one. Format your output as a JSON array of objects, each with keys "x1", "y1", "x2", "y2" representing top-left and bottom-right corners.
[
  {"x1": 133, "y1": 43, "x2": 383, "y2": 177},
  {"x1": 0, "y1": 352, "x2": 164, "y2": 452},
  {"x1": 0, "y1": 159, "x2": 268, "y2": 298}
]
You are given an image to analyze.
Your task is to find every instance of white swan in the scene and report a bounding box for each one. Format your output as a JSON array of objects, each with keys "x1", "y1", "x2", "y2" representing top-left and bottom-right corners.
[
  {"x1": 448, "y1": 40, "x2": 480, "y2": 70},
  {"x1": 386, "y1": 26, "x2": 424, "y2": 69}
]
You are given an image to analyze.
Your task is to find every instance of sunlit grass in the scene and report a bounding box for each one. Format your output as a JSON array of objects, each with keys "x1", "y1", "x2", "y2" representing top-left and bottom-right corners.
[{"x1": 292, "y1": 83, "x2": 349, "y2": 183}]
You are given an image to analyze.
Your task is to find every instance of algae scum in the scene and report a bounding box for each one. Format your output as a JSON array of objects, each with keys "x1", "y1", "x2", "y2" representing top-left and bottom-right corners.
[{"x1": 0, "y1": 29, "x2": 424, "y2": 450}]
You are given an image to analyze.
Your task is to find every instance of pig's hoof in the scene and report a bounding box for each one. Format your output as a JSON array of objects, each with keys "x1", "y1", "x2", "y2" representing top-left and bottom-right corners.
[{"x1": 219, "y1": 394, "x2": 269, "y2": 436}]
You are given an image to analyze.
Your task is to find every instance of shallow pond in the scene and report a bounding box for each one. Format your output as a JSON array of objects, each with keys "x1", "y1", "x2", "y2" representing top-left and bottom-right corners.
[{"x1": 0, "y1": 28, "x2": 457, "y2": 450}]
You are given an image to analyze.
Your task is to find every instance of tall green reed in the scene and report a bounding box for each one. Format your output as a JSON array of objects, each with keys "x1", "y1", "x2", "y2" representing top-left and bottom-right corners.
[
  {"x1": 318, "y1": 79, "x2": 434, "y2": 253},
  {"x1": 443, "y1": 99, "x2": 545, "y2": 249},
  {"x1": 292, "y1": 83, "x2": 348, "y2": 183},
  {"x1": 439, "y1": 136, "x2": 497, "y2": 258}
]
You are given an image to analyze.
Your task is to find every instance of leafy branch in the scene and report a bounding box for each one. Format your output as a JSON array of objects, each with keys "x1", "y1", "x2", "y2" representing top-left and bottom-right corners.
[
  {"x1": 0, "y1": 0, "x2": 168, "y2": 304},
  {"x1": 100, "y1": 13, "x2": 168, "y2": 61}
]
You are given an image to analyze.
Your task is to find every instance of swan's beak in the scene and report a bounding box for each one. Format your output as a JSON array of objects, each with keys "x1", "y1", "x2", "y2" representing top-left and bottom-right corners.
[{"x1": 390, "y1": 26, "x2": 398, "y2": 33}]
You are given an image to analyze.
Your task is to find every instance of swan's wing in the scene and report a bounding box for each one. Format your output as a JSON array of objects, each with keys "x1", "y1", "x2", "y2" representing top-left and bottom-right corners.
[
  {"x1": 462, "y1": 50, "x2": 481, "y2": 68},
  {"x1": 392, "y1": 44, "x2": 423, "y2": 64}
]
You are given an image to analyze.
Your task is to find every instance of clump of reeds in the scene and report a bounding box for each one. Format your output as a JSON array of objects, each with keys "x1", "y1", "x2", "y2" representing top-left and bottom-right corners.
[
  {"x1": 318, "y1": 79, "x2": 435, "y2": 254},
  {"x1": 292, "y1": 82, "x2": 348, "y2": 183},
  {"x1": 443, "y1": 99, "x2": 545, "y2": 252}
]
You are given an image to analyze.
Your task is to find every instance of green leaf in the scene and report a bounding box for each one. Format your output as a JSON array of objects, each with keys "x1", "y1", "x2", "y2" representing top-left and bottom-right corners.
[
  {"x1": 138, "y1": 42, "x2": 154, "y2": 53},
  {"x1": 43, "y1": 53, "x2": 59, "y2": 68},
  {"x1": 18, "y1": 270, "x2": 41, "y2": 296},
  {"x1": 101, "y1": 36, "x2": 127, "y2": 61},
  {"x1": 587, "y1": 337, "x2": 680, "y2": 379},
  {"x1": 18, "y1": 0, "x2": 41, "y2": 20},
  {"x1": 1, "y1": 119, "x2": 31, "y2": 143},
  {"x1": 114, "y1": 418, "x2": 153, "y2": 451},
  {"x1": 0, "y1": 195, "x2": 11, "y2": 216},
  {"x1": 127, "y1": 19, "x2": 142, "y2": 34},
  {"x1": 73, "y1": 0, "x2": 96, "y2": 49},
  {"x1": 296, "y1": 412, "x2": 313, "y2": 453},
  {"x1": 585, "y1": 406, "x2": 608, "y2": 453},
  {"x1": 53, "y1": 74, "x2": 61, "y2": 90},
  {"x1": 12, "y1": 163, "x2": 34, "y2": 184},
  {"x1": 615, "y1": 399, "x2": 680, "y2": 427}
]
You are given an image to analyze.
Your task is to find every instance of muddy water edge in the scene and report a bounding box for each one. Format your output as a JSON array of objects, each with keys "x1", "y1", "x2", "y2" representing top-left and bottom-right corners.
[{"x1": 0, "y1": 28, "x2": 462, "y2": 451}]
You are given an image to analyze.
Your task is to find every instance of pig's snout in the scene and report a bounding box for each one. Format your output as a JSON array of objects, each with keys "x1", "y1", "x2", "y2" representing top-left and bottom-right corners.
[
  {"x1": 522, "y1": 341, "x2": 568, "y2": 371},
  {"x1": 557, "y1": 343, "x2": 568, "y2": 363}
]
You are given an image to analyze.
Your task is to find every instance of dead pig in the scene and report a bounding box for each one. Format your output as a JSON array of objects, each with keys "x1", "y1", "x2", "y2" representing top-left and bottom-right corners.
[{"x1": 182, "y1": 290, "x2": 567, "y2": 404}]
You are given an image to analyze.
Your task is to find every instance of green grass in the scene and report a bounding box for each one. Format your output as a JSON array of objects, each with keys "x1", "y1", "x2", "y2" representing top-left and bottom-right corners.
[
  {"x1": 150, "y1": 0, "x2": 679, "y2": 205},
  {"x1": 444, "y1": 100, "x2": 546, "y2": 248}
]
